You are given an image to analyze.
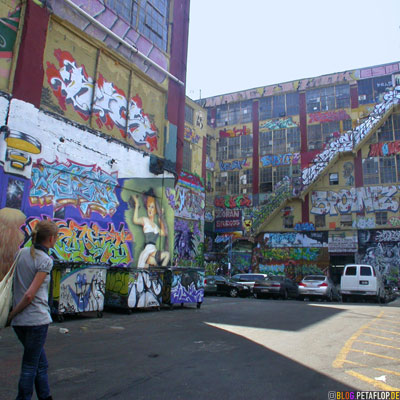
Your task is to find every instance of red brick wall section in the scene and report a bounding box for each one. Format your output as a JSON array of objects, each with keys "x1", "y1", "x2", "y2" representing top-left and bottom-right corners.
[{"x1": 13, "y1": 0, "x2": 50, "y2": 107}]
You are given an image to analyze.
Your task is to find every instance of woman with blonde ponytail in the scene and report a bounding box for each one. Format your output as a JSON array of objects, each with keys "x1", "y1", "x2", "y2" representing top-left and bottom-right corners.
[{"x1": 7, "y1": 219, "x2": 59, "y2": 400}]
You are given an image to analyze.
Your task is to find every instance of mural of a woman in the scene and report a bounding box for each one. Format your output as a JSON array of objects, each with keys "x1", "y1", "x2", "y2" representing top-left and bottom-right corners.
[{"x1": 130, "y1": 189, "x2": 170, "y2": 268}]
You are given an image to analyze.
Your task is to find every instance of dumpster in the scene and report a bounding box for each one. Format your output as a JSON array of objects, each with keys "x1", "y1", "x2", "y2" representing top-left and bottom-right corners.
[
  {"x1": 162, "y1": 267, "x2": 205, "y2": 309},
  {"x1": 105, "y1": 267, "x2": 163, "y2": 312},
  {"x1": 51, "y1": 262, "x2": 108, "y2": 322}
]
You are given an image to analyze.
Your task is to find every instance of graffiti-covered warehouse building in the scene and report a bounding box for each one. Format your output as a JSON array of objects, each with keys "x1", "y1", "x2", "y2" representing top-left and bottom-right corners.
[
  {"x1": 0, "y1": 0, "x2": 197, "y2": 283},
  {"x1": 196, "y1": 62, "x2": 400, "y2": 283}
]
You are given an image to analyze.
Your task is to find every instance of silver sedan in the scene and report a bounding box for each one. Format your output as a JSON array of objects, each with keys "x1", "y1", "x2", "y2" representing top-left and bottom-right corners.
[{"x1": 298, "y1": 275, "x2": 340, "y2": 301}]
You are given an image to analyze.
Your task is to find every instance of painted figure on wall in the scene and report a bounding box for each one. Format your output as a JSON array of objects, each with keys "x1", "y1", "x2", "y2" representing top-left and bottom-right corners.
[{"x1": 130, "y1": 188, "x2": 170, "y2": 268}]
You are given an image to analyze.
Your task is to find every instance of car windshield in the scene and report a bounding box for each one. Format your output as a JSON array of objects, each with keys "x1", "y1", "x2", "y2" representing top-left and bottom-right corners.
[{"x1": 303, "y1": 276, "x2": 325, "y2": 281}]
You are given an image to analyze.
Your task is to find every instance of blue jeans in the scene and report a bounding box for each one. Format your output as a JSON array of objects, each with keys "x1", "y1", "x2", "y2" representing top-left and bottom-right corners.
[{"x1": 13, "y1": 325, "x2": 51, "y2": 400}]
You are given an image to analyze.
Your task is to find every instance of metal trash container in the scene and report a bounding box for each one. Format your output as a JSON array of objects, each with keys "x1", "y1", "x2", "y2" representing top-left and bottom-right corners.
[
  {"x1": 162, "y1": 267, "x2": 204, "y2": 309},
  {"x1": 105, "y1": 267, "x2": 163, "y2": 312},
  {"x1": 50, "y1": 261, "x2": 108, "y2": 322}
]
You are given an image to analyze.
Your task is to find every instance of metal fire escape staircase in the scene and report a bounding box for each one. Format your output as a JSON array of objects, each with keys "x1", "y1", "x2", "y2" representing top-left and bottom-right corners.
[{"x1": 252, "y1": 86, "x2": 400, "y2": 235}]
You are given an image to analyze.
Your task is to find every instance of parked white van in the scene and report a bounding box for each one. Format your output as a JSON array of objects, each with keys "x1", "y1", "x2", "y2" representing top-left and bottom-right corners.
[{"x1": 340, "y1": 264, "x2": 386, "y2": 303}]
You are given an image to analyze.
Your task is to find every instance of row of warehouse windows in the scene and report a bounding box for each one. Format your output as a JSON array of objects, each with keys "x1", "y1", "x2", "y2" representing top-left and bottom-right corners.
[
  {"x1": 207, "y1": 75, "x2": 393, "y2": 127},
  {"x1": 105, "y1": 0, "x2": 169, "y2": 51}
]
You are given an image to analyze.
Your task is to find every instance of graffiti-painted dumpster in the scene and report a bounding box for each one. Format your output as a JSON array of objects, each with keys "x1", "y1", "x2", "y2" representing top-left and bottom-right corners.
[
  {"x1": 105, "y1": 267, "x2": 164, "y2": 312},
  {"x1": 162, "y1": 267, "x2": 205, "y2": 309},
  {"x1": 50, "y1": 262, "x2": 108, "y2": 322}
]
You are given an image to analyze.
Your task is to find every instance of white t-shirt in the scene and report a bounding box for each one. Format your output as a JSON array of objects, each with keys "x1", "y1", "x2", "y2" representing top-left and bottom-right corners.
[{"x1": 11, "y1": 247, "x2": 53, "y2": 326}]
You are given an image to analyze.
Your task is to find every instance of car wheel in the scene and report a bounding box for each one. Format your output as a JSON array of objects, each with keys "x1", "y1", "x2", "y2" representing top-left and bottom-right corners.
[
  {"x1": 229, "y1": 288, "x2": 239, "y2": 298},
  {"x1": 326, "y1": 291, "x2": 333, "y2": 302},
  {"x1": 282, "y1": 289, "x2": 288, "y2": 300}
]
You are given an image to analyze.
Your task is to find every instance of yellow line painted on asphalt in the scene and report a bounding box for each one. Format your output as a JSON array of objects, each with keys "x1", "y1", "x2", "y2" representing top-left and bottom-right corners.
[
  {"x1": 374, "y1": 367, "x2": 400, "y2": 377},
  {"x1": 349, "y1": 348, "x2": 400, "y2": 361},
  {"x1": 355, "y1": 339, "x2": 400, "y2": 351},
  {"x1": 332, "y1": 311, "x2": 385, "y2": 369},
  {"x1": 361, "y1": 332, "x2": 400, "y2": 342},
  {"x1": 346, "y1": 370, "x2": 400, "y2": 391},
  {"x1": 367, "y1": 327, "x2": 400, "y2": 336},
  {"x1": 370, "y1": 321, "x2": 400, "y2": 330},
  {"x1": 342, "y1": 359, "x2": 367, "y2": 367}
]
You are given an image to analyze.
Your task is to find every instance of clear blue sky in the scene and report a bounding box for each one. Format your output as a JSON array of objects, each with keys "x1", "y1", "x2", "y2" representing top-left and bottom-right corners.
[{"x1": 186, "y1": 0, "x2": 400, "y2": 100}]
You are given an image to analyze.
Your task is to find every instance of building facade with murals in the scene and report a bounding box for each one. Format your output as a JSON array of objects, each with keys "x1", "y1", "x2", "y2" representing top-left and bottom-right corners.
[
  {"x1": 0, "y1": 0, "x2": 207, "y2": 302},
  {"x1": 197, "y1": 61, "x2": 400, "y2": 284}
]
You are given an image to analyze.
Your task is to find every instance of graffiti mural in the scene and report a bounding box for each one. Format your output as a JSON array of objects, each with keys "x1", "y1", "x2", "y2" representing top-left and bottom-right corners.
[
  {"x1": 52, "y1": 265, "x2": 107, "y2": 314},
  {"x1": 260, "y1": 153, "x2": 300, "y2": 167},
  {"x1": 302, "y1": 87, "x2": 400, "y2": 188},
  {"x1": 259, "y1": 117, "x2": 298, "y2": 130},
  {"x1": 30, "y1": 159, "x2": 119, "y2": 218},
  {"x1": 220, "y1": 159, "x2": 247, "y2": 171},
  {"x1": 169, "y1": 269, "x2": 204, "y2": 304},
  {"x1": 105, "y1": 268, "x2": 163, "y2": 309},
  {"x1": 219, "y1": 126, "x2": 251, "y2": 138},
  {"x1": 215, "y1": 209, "x2": 242, "y2": 232},
  {"x1": 167, "y1": 185, "x2": 204, "y2": 220},
  {"x1": 294, "y1": 223, "x2": 315, "y2": 232},
  {"x1": 369, "y1": 140, "x2": 400, "y2": 157},
  {"x1": 308, "y1": 110, "x2": 350, "y2": 124},
  {"x1": 46, "y1": 49, "x2": 158, "y2": 151},
  {"x1": 214, "y1": 194, "x2": 251, "y2": 209},
  {"x1": 311, "y1": 186, "x2": 399, "y2": 215},
  {"x1": 343, "y1": 161, "x2": 354, "y2": 186},
  {"x1": 174, "y1": 218, "x2": 202, "y2": 260},
  {"x1": 184, "y1": 126, "x2": 201, "y2": 144},
  {"x1": 23, "y1": 217, "x2": 133, "y2": 265},
  {"x1": 263, "y1": 232, "x2": 328, "y2": 248},
  {"x1": 353, "y1": 217, "x2": 376, "y2": 229},
  {"x1": 357, "y1": 230, "x2": 400, "y2": 283}
]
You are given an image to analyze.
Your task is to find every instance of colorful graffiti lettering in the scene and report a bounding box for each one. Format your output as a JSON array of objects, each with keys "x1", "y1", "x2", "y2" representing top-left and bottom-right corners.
[
  {"x1": 369, "y1": 140, "x2": 400, "y2": 157},
  {"x1": 311, "y1": 186, "x2": 399, "y2": 215},
  {"x1": 30, "y1": 159, "x2": 119, "y2": 218},
  {"x1": 260, "y1": 247, "x2": 320, "y2": 261},
  {"x1": 171, "y1": 270, "x2": 204, "y2": 304},
  {"x1": 376, "y1": 230, "x2": 400, "y2": 242},
  {"x1": 184, "y1": 126, "x2": 201, "y2": 144},
  {"x1": 214, "y1": 194, "x2": 252, "y2": 209},
  {"x1": 388, "y1": 216, "x2": 400, "y2": 228},
  {"x1": 220, "y1": 159, "x2": 247, "y2": 171},
  {"x1": 264, "y1": 232, "x2": 327, "y2": 248},
  {"x1": 294, "y1": 223, "x2": 315, "y2": 231},
  {"x1": 260, "y1": 117, "x2": 298, "y2": 130},
  {"x1": 173, "y1": 185, "x2": 205, "y2": 219},
  {"x1": 54, "y1": 266, "x2": 106, "y2": 314},
  {"x1": 219, "y1": 126, "x2": 251, "y2": 138},
  {"x1": 353, "y1": 217, "x2": 376, "y2": 229},
  {"x1": 46, "y1": 49, "x2": 158, "y2": 151},
  {"x1": 308, "y1": 110, "x2": 350, "y2": 124},
  {"x1": 23, "y1": 218, "x2": 133, "y2": 265},
  {"x1": 260, "y1": 153, "x2": 300, "y2": 167}
]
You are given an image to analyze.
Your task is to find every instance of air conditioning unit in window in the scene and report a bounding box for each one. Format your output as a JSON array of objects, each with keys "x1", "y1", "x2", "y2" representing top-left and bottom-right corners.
[
  {"x1": 242, "y1": 188, "x2": 247, "y2": 194},
  {"x1": 358, "y1": 95, "x2": 366, "y2": 101}
]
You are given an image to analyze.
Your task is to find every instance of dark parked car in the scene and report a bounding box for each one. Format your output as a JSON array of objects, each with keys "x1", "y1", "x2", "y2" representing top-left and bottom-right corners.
[
  {"x1": 204, "y1": 275, "x2": 251, "y2": 298},
  {"x1": 253, "y1": 275, "x2": 299, "y2": 299},
  {"x1": 231, "y1": 273, "x2": 269, "y2": 292}
]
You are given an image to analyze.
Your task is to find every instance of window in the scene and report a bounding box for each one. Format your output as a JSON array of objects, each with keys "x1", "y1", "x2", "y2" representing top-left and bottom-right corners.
[
  {"x1": 215, "y1": 174, "x2": 227, "y2": 193},
  {"x1": 340, "y1": 214, "x2": 352, "y2": 227},
  {"x1": 315, "y1": 214, "x2": 325, "y2": 228},
  {"x1": 360, "y1": 267, "x2": 372, "y2": 276},
  {"x1": 241, "y1": 169, "x2": 253, "y2": 185},
  {"x1": 227, "y1": 171, "x2": 239, "y2": 194},
  {"x1": 272, "y1": 95, "x2": 285, "y2": 118},
  {"x1": 182, "y1": 140, "x2": 192, "y2": 171},
  {"x1": 322, "y1": 121, "x2": 340, "y2": 143},
  {"x1": 240, "y1": 134, "x2": 253, "y2": 157},
  {"x1": 329, "y1": 173, "x2": 339, "y2": 185},
  {"x1": 345, "y1": 266, "x2": 357, "y2": 276},
  {"x1": 283, "y1": 215, "x2": 294, "y2": 229},
  {"x1": 106, "y1": 0, "x2": 169, "y2": 51},
  {"x1": 206, "y1": 135, "x2": 211, "y2": 156},
  {"x1": 185, "y1": 104, "x2": 193, "y2": 124},
  {"x1": 259, "y1": 97, "x2": 272, "y2": 120},
  {"x1": 375, "y1": 211, "x2": 388, "y2": 225},
  {"x1": 228, "y1": 136, "x2": 240, "y2": 159},
  {"x1": 342, "y1": 119, "x2": 352, "y2": 132},
  {"x1": 260, "y1": 131, "x2": 272, "y2": 155},
  {"x1": 358, "y1": 76, "x2": 393, "y2": 104},
  {"x1": 378, "y1": 118, "x2": 393, "y2": 142},
  {"x1": 217, "y1": 138, "x2": 227, "y2": 160},
  {"x1": 379, "y1": 156, "x2": 396, "y2": 183},
  {"x1": 260, "y1": 167, "x2": 273, "y2": 192},
  {"x1": 394, "y1": 113, "x2": 400, "y2": 140},
  {"x1": 363, "y1": 158, "x2": 379, "y2": 184},
  {"x1": 287, "y1": 127, "x2": 300, "y2": 151},
  {"x1": 286, "y1": 93, "x2": 299, "y2": 116},
  {"x1": 306, "y1": 85, "x2": 350, "y2": 112},
  {"x1": 275, "y1": 166, "x2": 290, "y2": 184},
  {"x1": 216, "y1": 101, "x2": 253, "y2": 126},
  {"x1": 273, "y1": 129, "x2": 286, "y2": 154},
  {"x1": 308, "y1": 125, "x2": 323, "y2": 150}
]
